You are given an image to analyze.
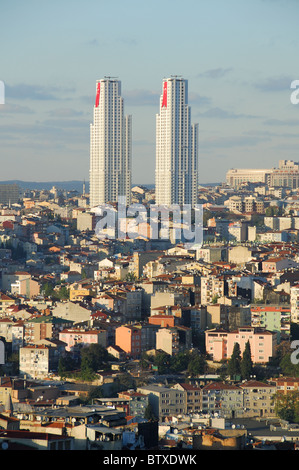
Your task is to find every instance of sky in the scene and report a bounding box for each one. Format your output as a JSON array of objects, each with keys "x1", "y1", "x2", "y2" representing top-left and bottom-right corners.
[{"x1": 0, "y1": 0, "x2": 299, "y2": 185}]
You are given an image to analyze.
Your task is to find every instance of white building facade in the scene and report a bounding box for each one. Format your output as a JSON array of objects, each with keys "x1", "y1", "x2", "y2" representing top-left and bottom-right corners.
[
  {"x1": 155, "y1": 77, "x2": 198, "y2": 207},
  {"x1": 89, "y1": 78, "x2": 132, "y2": 207}
]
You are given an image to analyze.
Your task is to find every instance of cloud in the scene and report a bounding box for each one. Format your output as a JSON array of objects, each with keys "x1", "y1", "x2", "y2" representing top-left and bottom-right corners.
[
  {"x1": 188, "y1": 93, "x2": 212, "y2": 107},
  {"x1": 124, "y1": 89, "x2": 160, "y2": 106},
  {"x1": 6, "y1": 83, "x2": 76, "y2": 101},
  {"x1": 197, "y1": 107, "x2": 258, "y2": 119},
  {"x1": 197, "y1": 68, "x2": 233, "y2": 79},
  {"x1": 200, "y1": 134, "x2": 271, "y2": 149},
  {"x1": 263, "y1": 118, "x2": 299, "y2": 126},
  {"x1": 254, "y1": 75, "x2": 293, "y2": 92},
  {"x1": 47, "y1": 108, "x2": 85, "y2": 118},
  {"x1": 0, "y1": 103, "x2": 35, "y2": 115},
  {"x1": 86, "y1": 39, "x2": 99, "y2": 46}
]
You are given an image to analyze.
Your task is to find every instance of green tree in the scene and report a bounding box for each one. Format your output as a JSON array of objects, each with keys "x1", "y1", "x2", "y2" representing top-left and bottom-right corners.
[
  {"x1": 187, "y1": 353, "x2": 207, "y2": 377},
  {"x1": 80, "y1": 344, "x2": 110, "y2": 380},
  {"x1": 58, "y1": 286, "x2": 69, "y2": 300},
  {"x1": 140, "y1": 352, "x2": 153, "y2": 370},
  {"x1": 171, "y1": 351, "x2": 192, "y2": 373},
  {"x1": 273, "y1": 391, "x2": 299, "y2": 423},
  {"x1": 43, "y1": 282, "x2": 55, "y2": 297},
  {"x1": 241, "y1": 341, "x2": 253, "y2": 380},
  {"x1": 291, "y1": 323, "x2": 299, "y2": 341},
  {"x1": 125, "y1": 272, "x2": 137, "y2": 282},
  {"x1": 280, "y1": 351, "x2": 299, "y2": 377},
  {"x1": 58, "y1": 354, "x2": 76, "y2": 378},
  {"x1": 227, "y1": 342, "x2": 241, "y2": 379},
  {"x1": 144, "y1": 403, "x2": 157, "y2": 421},
  {"x1": 88, "y1": 386, "x2": 104, "y2": 403},
  {"x1": 153, "y1": 351, "x2": 171, "y2": 374}
]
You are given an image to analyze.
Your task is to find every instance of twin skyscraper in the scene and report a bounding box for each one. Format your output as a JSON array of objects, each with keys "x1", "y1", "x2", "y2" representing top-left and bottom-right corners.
[{"x1": 89, "y1": 76, "x2": 199, "y2": 209}]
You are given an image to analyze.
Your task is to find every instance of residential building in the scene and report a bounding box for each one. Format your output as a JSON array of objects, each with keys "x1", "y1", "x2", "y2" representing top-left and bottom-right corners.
[
  {"x1": 155, "y1": 325, "x2": 192, "y2": 355},
  {"x1": 290, "y1": 284, "x2": 299, "y2": 323},
  {"x1": 51, "y1": 301, "x2": 92, "y2": 323},
  {"x1": 270, "y1": 377, "x2": 299, "y2": 394},
  {"x1": 118, "y1": 390, "x2": 149, "y2": 418},
  {"x1": 115, "y1": 324, "x2": 142, "y2": 359},
  {"x1": 201, "y1": 275, "x2": 226, "y2": 305},
  {"x1": 172, "y1": 383, "x2": 202, "y2": 414},
  {"x1": 137, "y1": 384, "x2": 185, "y2": 419},
  {"x1": 201, "y1": 382, "x2": 244, "y2": 418},
  {"x1": 89, "y1": 78, "x2": 131, "y2": 207},
  {"x1": 261, "y1": 257, "x2": 298, "y2": 273},
  {"x1": 155, "y1": 77, "x2": 198, "y2": 207},
  {"x1": 239, "y1": 380, "x2": 276, "y2": 418},
  {"x1": 0, "y1": 293, "x2": 18, "y2": 315},
  {"x1": 19, "y1": 344, "x2": 60, "y2": 379},
  {"x1": 205, "y1": 327, "x2": 277, "y2": 363},
  {"x1": 250, "y1": 305, "x2": 291, "y2": 341},
  {"x1": 59, "y1": 327, "x2": 107, "y2": 352}
]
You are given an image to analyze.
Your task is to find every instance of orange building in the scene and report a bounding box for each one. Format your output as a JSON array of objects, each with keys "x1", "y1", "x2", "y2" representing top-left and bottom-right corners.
[
  {"x1": 148, "y1": 315, "x2": 176, "y2": 328},
  {"x1": 115, "y1": 325, "x2": 142, "y2": 359}
]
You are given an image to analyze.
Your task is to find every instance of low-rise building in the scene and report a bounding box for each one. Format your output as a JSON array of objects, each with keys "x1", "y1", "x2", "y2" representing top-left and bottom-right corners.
[
  {"x1": 205, "y1": 327, "x2": 277, "y2": 363},
  {"x1": 59, "y1": 327, "x2": 107, "y2": 352},
  {"x1": 201, "y1": 382, "x2": 244, "y2": 418},
  {"x1": 137, "y1": 384, "x2": 185, "y2": 419}
]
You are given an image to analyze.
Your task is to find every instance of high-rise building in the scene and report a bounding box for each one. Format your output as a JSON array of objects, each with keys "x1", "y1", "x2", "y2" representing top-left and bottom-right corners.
[
  {"x1": 89, "y1": 78, "x2": 132, "y2": 207},
  {"x1": 155, "y1": 77, "x2": 199, "y2": 207},
  {"x1": 0, "y1": 184, "x2": 20, "y2": 206}
]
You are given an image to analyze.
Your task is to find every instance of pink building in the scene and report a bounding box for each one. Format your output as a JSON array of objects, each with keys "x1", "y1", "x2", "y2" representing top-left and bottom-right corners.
[
  {"x1": 59, "y1": 328, "x2": 107, "y2": 351},
  {"x1": 205, "y1": 327, "x2": 276, "y2": 364}
]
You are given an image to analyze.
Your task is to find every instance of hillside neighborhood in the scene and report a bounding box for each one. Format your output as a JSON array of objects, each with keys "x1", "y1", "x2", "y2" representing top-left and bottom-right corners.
[{"x1": 1, "y1": 181, "x2": 299, "y2": 450}]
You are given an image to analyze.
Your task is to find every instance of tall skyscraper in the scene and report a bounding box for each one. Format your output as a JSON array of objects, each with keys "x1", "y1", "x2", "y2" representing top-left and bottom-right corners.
[
  {"x1": 155, "y1": 77, "x2": 198, "y2": 207},
  {"x1": 89, "y1": 78, "x2": 132, "y2": 207}
]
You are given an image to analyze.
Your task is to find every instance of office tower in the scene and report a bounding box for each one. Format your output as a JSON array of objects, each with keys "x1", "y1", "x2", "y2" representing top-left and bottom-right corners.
[
  {"x1": 89, "y1": 78, "x2": 132, "y2": 207},
  {"x1": 0, "y1": 184, "x2": 20, "y2": 206},
  {"x1": 155, "y1": 77, "x2": 199, "y2": 207}
]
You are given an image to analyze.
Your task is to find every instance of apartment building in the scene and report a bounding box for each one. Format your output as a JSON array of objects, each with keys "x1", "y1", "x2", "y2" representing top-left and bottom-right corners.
[
  {"x1": 155, "y1": 77, "x2": 198, "y2": 207},
  {"x1": 201, "y1": 380, "x2": 276, "y2": 419},
  {"x1": 270, "y1": 377, "x2": 299, "y2": 394},
  {"x1": 172, "y1": 383, "x2": 202, "y2": 414},
  {"x1": 117, "y1": 390, "x2": 149, "y2": 418},
  {"x1": 115, "y1": 325, "x2": 142, "y2": 359},
  {"x1": 89, "y1": 78, "x2": 131, "y2": 207},
  {"x1": 239, "y1": 380, "x2": 276, "y2": 418},
  {"x1": 201, "y1": 382, "x2": 244, "y2": 418},
  {"x1": 59, "y1": 327, "x2": 107, "y2": 352},
  {"x1": 250, "y1": 305, "x2": 291, "y2": 342},
  {"x1": 19, "y1": 345, "x2": 60, "y2": 379},
  {"x1": 156, "y1": 326, "x2": 192, "y2": 356},
  {"x1": 137, "y1": 384, "x2": 185, "y2": 419},
  {"x1": 290, "y1": 285, "x2": 299, "y2": 323},
  {"x1": 201, "y1": 275, "x2": 226, "y2": 305},
  {"x1": 205, "y1": 327, "x2": 277, "y2": 363}
]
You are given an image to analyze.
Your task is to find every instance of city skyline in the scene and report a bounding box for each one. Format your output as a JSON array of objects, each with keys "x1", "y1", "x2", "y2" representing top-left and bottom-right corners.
[{"x1": 1, "y1": 0, "x2": 299, "y2": 184}]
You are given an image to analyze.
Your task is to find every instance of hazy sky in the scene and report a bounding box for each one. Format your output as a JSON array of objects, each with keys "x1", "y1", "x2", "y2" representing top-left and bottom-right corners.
[{"x1": 1, "y1": 0, "x2": 299, "y2": 184}]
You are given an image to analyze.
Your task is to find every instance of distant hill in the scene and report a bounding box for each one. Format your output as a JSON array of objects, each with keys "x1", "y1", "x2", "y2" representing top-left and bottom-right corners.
[
  {"x1": 0, "y1": 180, "x2": 220, "y2": 194},
  {"x1": 0, "y1": 180, "x2": 88, "y2": 193}
]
